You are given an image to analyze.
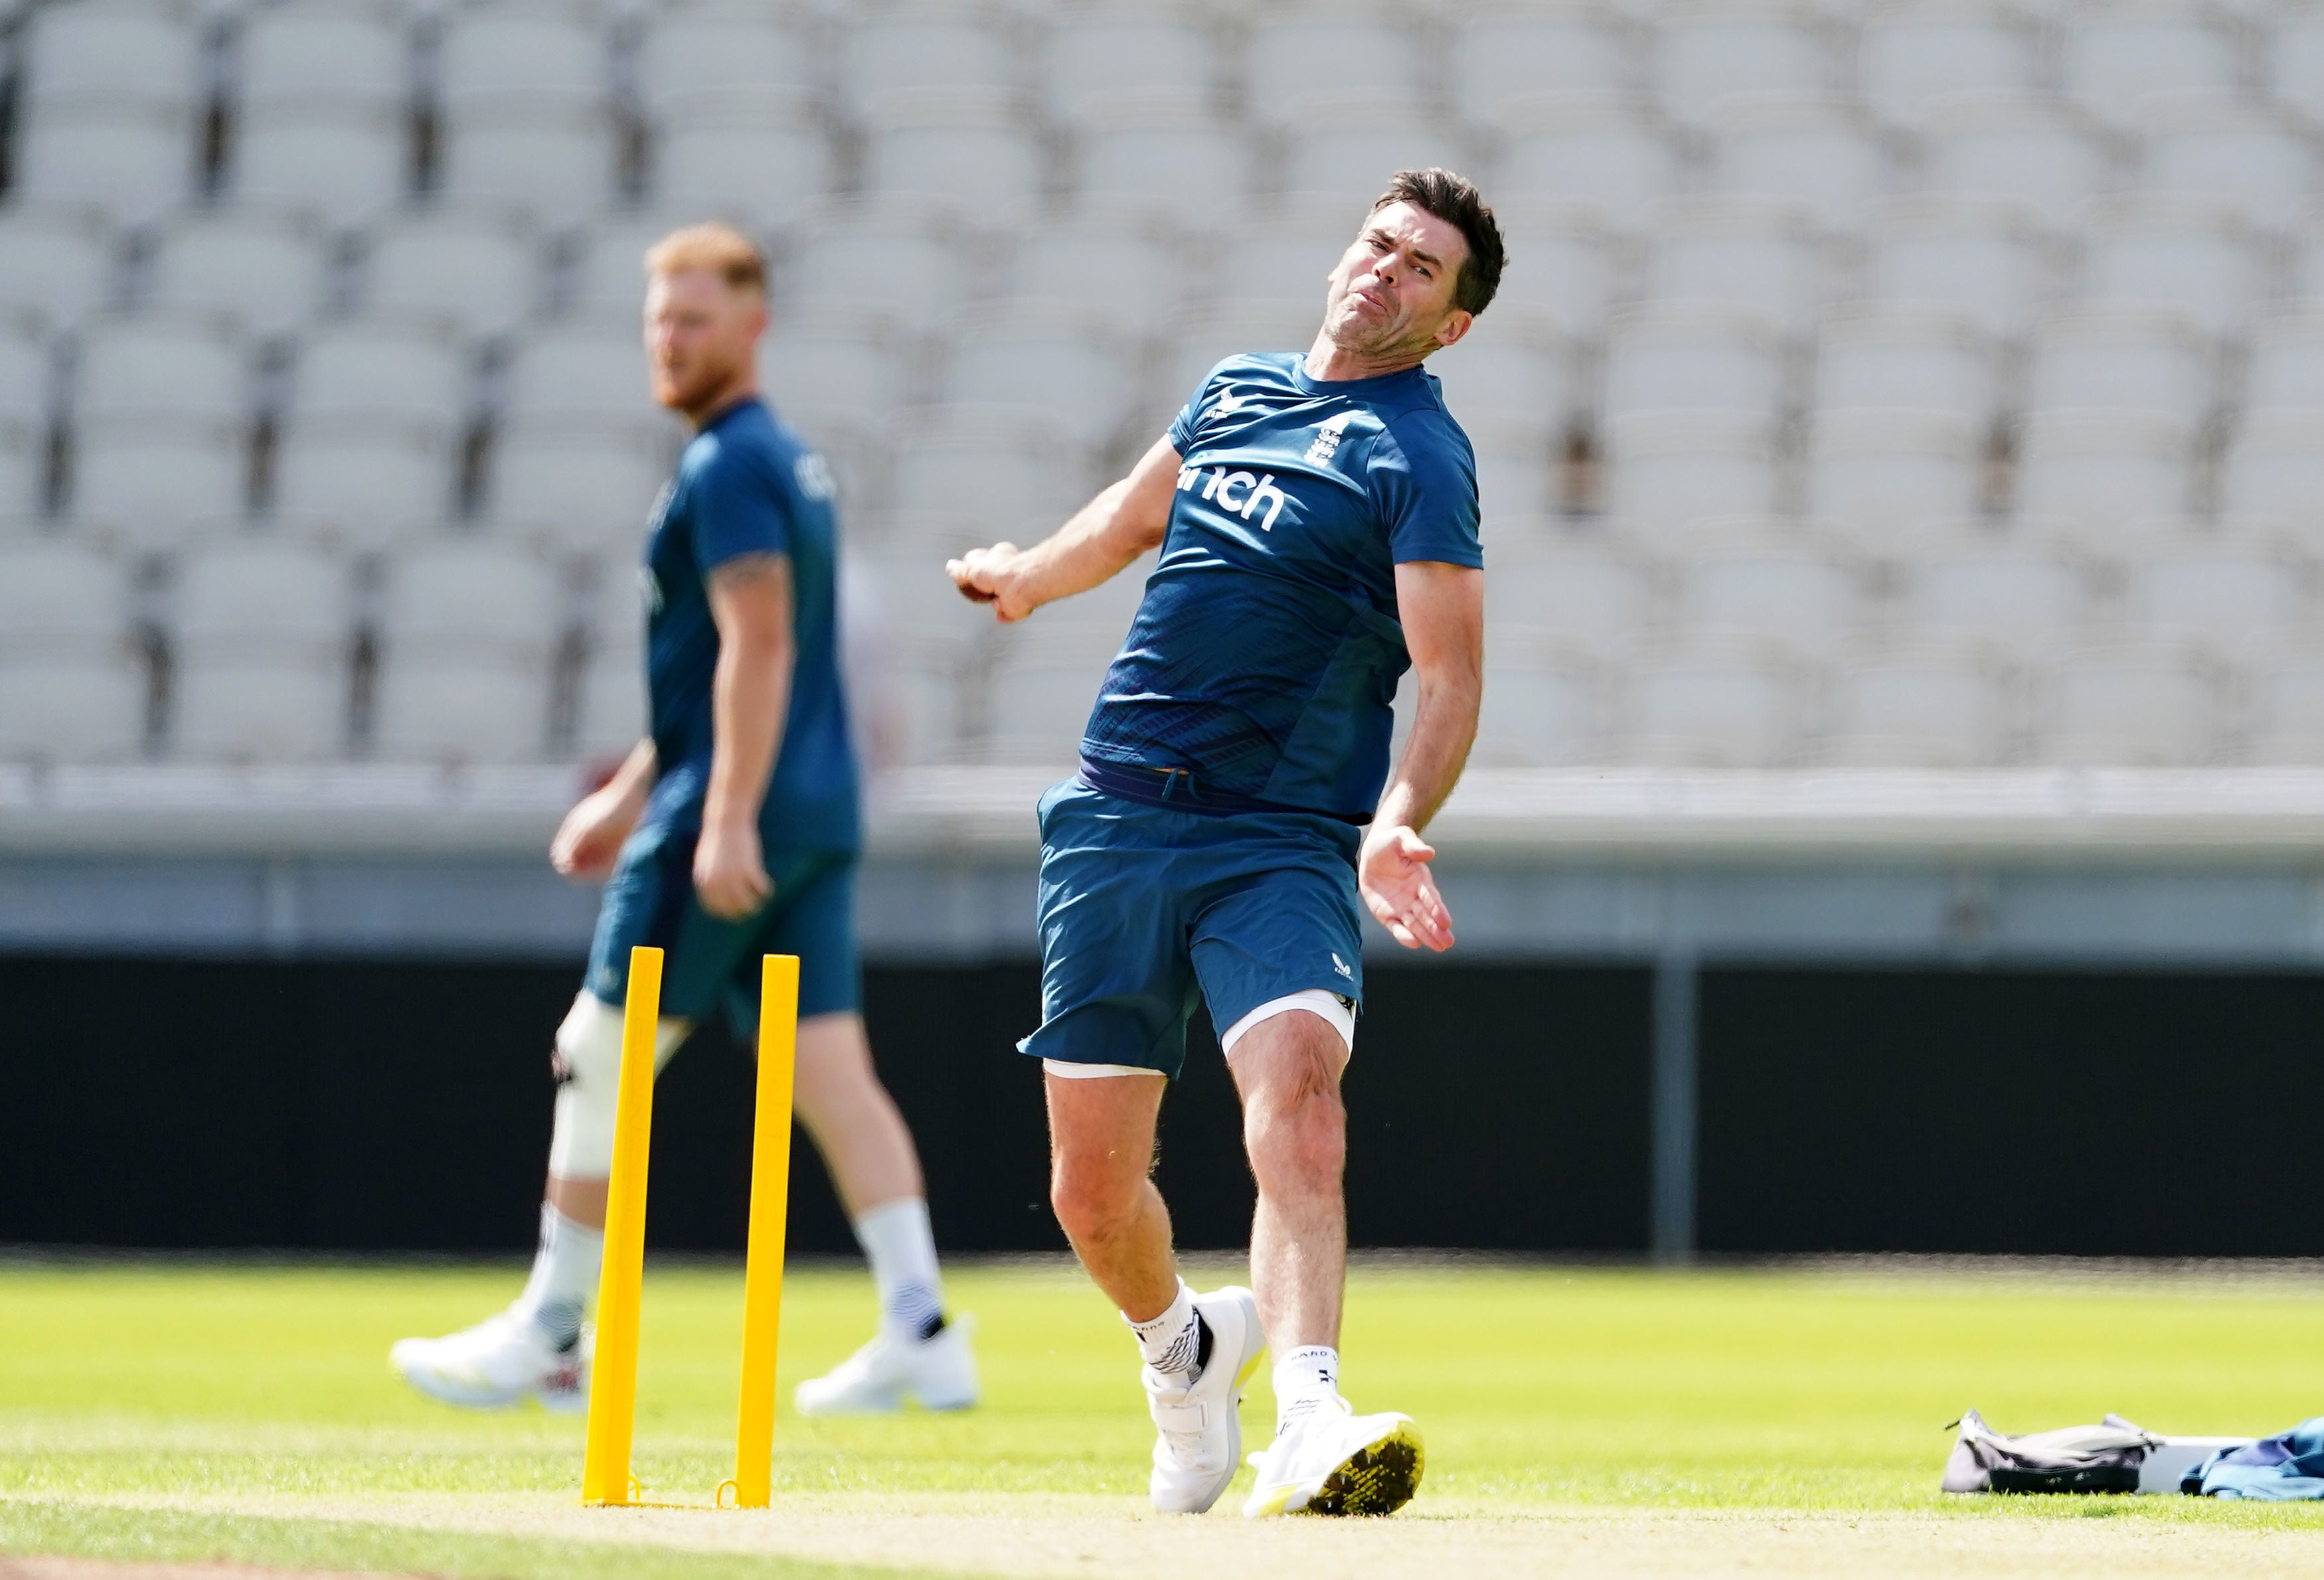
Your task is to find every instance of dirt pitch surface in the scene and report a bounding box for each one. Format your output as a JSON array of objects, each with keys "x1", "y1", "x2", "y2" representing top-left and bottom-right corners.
[
  {"x1": 0, "y1": 1563, "x2": 412, "y2": 1580},
  {"x1": 25, "y1": 1490, "x2": 2317, "y2": 1580}
]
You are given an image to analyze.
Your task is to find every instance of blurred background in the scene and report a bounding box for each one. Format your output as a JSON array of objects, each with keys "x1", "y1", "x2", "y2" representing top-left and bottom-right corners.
[{"x1": 7, "y1": 0, "x2": 2324, "y2": 1267}]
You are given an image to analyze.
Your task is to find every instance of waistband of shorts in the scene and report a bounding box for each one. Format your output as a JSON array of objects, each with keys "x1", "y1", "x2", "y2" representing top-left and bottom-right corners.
[{"x1": 1074, "y1": 755, "x2": 1371, "y2": 827}]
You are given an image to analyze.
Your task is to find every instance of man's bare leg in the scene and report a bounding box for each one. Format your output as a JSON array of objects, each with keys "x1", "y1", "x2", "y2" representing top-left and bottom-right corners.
[
  {"x1": 1226, "y1": 1010, "x2": 1349, "y2": 1355},
  {"x1": 1044, "y1": 1069, "x2": 1177, "y2": 1322},
  {"x1": 791, "y1": 1010, "x2": 923, "y2": 1214}
]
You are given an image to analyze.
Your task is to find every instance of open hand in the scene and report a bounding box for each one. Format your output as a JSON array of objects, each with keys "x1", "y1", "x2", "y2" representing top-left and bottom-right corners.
[
  {"x1": 693, "y1": 820, "x2": 773, "y2": 919},
  {"x1": 946, "y1": 543, "x2": 1032, "y2": 622},
  {"x1": 550, "y1": 787, "x2": 638, "y2": 882},
  {"x1": 1358, "y1": 825, "x2": 1454, "y2": 952}
]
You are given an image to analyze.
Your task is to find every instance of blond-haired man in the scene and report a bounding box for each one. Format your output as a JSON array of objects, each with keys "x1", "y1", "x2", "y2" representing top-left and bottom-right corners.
[{"x1": 392, "y1": 224, "x2": 975, "y2": 1417}]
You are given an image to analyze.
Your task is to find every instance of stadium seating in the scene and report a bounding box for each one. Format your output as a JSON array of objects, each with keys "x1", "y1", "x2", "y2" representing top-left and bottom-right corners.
[{"x1": 7, "y1": 0, "x2": 2323, "y2": 772}]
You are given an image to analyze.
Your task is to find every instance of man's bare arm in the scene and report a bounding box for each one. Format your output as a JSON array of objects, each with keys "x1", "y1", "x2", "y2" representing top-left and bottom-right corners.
[
  {"x1": 1360, "y1": 560, "x2": 1485, "y2": 952},
  {"x1": 697, "y1": 551, "x2": 795, "y2": 917},
  {"x1": 946, "y1": 435, "x2": 1183, "y2": 621}
]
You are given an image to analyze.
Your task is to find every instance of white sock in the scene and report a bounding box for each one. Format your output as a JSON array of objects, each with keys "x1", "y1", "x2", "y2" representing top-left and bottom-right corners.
[
  {"x1": 1126, "y1": 1281, "x2": 1203, "y2": 1381},
  {"x1": 510, "y1": 1202, "x2": 602, "y2": 1352},
  {"x1": 853, "y1": 1197, "x2": 946, "y2": 1340},
  {"x1": 1274, "y1": 1345, "x2": 1341, "y2": 1434}
]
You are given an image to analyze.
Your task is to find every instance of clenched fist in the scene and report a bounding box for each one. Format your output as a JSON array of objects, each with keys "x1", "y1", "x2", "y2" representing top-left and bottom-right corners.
[{"x1": 946, "y1": 543, "x2": 1033, "y2": 623}]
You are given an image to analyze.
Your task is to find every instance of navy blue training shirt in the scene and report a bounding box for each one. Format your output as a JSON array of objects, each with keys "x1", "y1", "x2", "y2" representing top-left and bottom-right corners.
[
  {"x1": 1080, "y1": 351, "x2": 1482, "y2": 821},
  {"x1": 638, "y1": 396, "x2": 859, "y2": 852}
]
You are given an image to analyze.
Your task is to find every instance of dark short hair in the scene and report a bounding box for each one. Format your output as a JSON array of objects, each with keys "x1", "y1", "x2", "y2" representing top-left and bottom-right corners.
[{"x1": 1370, "y1": 168, "x2": 1504, "y2": 317}]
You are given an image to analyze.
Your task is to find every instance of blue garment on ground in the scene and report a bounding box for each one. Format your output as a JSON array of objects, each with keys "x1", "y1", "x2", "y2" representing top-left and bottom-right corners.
[
  {"x1": 2188, "y1": 1419, "x2": 2324, "y2": 1499},
  {"x1": 1081, "y1": 351, "x2": 1481, "y2": 822},
  {"x1": 1017, "y1": 781, "x2": 1363, "y2": 1077},
  {"x1": 636, "y1": 395, "x2": 859, "y2": 853}
]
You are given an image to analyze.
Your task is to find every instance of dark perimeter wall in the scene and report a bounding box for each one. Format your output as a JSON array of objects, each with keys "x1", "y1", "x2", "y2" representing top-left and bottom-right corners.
[{"x1": 5, "y1": 956, "x2": 2322, "y2": 1257}]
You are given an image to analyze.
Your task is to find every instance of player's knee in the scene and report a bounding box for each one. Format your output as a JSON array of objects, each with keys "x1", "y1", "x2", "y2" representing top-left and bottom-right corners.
[
  {"x1": 546, "y1": 992, "x2": 685, "y2": 1178},
  {"x1": 1048, "y1": 1148, "x2": 1143, "y2": 1241}
]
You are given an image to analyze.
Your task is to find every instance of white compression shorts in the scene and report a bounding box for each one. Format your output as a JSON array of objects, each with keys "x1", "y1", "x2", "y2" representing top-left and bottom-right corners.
[
  {"x1": 546, "y1": 990, "x2": 691, "y2": 1178},
  {"x1": 1042, "y1": 988, "x2": 1355, "y2": 1080}
]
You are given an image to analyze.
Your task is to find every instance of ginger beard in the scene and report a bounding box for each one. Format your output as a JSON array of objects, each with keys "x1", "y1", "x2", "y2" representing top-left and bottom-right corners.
[{"x1": 644, "y1": 268, "x2": 761, "y2": 420}]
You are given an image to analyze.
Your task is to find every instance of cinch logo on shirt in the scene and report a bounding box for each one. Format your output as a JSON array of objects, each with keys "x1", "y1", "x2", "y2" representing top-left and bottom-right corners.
[{"x1": 1175, "y1": 463, "x2": 1293, "y2": 529}]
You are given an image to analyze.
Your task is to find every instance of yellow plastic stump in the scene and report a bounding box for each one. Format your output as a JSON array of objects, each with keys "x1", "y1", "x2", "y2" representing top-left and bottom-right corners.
[
  {"x1": 581, "y1": 944, "x2": 661, "y2": 1507},
  {"x1": 726, "y1": 953, "x2": 799, "y2": 1509}
]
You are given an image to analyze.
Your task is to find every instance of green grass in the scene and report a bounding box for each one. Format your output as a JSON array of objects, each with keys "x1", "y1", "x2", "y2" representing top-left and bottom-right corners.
[{"x1": 3, "y1": 1255, "x2": 2323, "y2": 1573}]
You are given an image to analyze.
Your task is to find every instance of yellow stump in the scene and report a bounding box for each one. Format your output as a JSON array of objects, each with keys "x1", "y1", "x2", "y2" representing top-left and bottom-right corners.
[
  {"x1": 581, "y1": 945, "x2": 662, "y2": 1507},
  {"x1": 728, "y1": 953, "x2": 799, "y2": 1510}
]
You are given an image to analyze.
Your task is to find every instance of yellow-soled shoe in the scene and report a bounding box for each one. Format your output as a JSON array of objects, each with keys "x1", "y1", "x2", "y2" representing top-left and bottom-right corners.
[{"x1": 1241, "y1": 1402, "x2": 1423, "y2": 1517}]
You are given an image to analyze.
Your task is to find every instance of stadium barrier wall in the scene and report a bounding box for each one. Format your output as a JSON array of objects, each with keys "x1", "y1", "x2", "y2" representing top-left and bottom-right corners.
[{"x1": 7, "y1": 955, "x2": 2324, "y2": 1259}]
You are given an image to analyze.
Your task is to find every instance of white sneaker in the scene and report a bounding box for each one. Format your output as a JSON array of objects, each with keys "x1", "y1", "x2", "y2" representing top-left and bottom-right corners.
[
  {"x1": 792, "y1": 1313, "x2": 979, "y2": 1415},
  {"x1": 1145, "y1": 1285, "x2": 1268, "y2": 1515},
  {"x1": 390, "y1": 1308, "x2": 588, "y2": 1413},
  {"x1": 1241, "y1": 1399, "x2": 1424, "y2": 1518}
]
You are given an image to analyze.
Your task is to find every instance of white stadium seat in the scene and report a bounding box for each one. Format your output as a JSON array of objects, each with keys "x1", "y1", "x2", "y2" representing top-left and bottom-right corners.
[
  {"x1": 1649, "y1": 1, "x2": 1831, "y2": 128},
  {"x1": 651, "y1": 92, "x2": 831, "y2": 226},
  {"x1": 0, "y1": 206, "x2": 115, "y2": 330},
  {"x1": 1813, "y1": 309, "x2": 1997, "y2": 425},
  {"x1": 1919, "y1": 94, "x2": 2114, "y2": 218},
  {"x1": 1896, "y1": 540, "x2": 2088, "y2": 647},
  {"x1": 1491, "y1": 203, "x2": 1613, "y2": 328},
  {"x1": 1624, "y1": 643, "x2": 1804, "y2": 767},
  {"x1": 1002, "y1": 211, "x2": 1182, "y2": 336},
  {"x1": 1465, "y1": 418, "x2": 1557, "y2": 520},
  {"x1": 2275, "y1": 6, "x2": 2324, "y2": 126},
  {"x1": 849, "y1": 546, "x2": 994, "y2": 656},
  {"x1": 1861, "y1": 198, "x2": 2051, "y2": 339},
  {"x1": 1452, "y1": 2, "x2": 1632, "y2": 128},
  {"x1": 2138, "y1": 98, "x2": 2321, "y2": 233},
  {"x1": 982, "y1": 638, "x2": 1108, "y2": 765},
  {"x1": 143, "y1": 211, "x2": 331, "y2": 341},
  {"x1": 371, "y1": 651, "x2": 552, "y2": 763},
  {"x1": 2220, "y1": 411, "x2": 2324, "y2": 529},
  {"x1": 1637, "y1": 198, "x2": 1831, "y2": 333},
  {"x1": 940, "y1": 305, "x2": 1137, "y2": 448},
  {"x1": 70, "y1": 416, "x2": 246, "y2": 536},
  {"x1": 0, "y1": 649, "x2": 145, "y2": 762},
  {"x1": 1044, "y1": 13, "x2": 1214, "y2": 124},
  {"x1": 2023, "y1": 310, "x2": 2214, "y2": 427},
  {"x1": 1484, "y1": 540, "x2": 1655, "y2": 663},
  {"x1": 2077, "y1": 202, "x2": 2265, "y2": 340},
  {"x1": 574, "y1": 642, "x2": 645, "y2": 760},
  {"x1": 12, "y1": 102, "x2": 195, "y2": 226},
  {"x1": 2014, "y1": 410, "x2": 2193, "y2": 526},
  {"x1": 503, "y1": 324, "x2": 653, "y2": 427},
  {"x1": 0, "y1": 426, "x2": 39, "y2": 516},
  {"x1": 1670, "y1": 538, "x2": 1861, "y2": 656},
  {"x1": 440, "y1": 104, "x2": 616, "y2": 227},
  {"x1": 1474, "y1": 645, "x2": 1608, "y2": 767},
  {"x1": 1706, "y1": 96, "x2": 1888, "y2": 230},
  {"x1": 1600, "y1": 412, "x2": 1782, "y2": 528},
  {"x1": 1493, "y1": 94, "x2": 1685, "y2": 223},
  {"x1": 2059, "y1": 3, "x2": 2239, "y2": 129},
  {"x1": 2114, "y1": 546, "x2": 2305, "y2": 645},
  {"x1": 1281, "y1": 103, "x2": 1466, "y2": 212},
  {"x1": 1803, "y1": 410, "x2": 1987, "y2": 529},
  {"x1": 564, "y1": 212, "x2": 694, "y2": 322},
  {"x1": 1216, "y1": 203, "x2": 1366, "y2": 309},
  {"x1": 1817, "y1": 643, "x2": 2007, "y2": 767},
  {"x1": 1074, "y1": 96, "x2": 1254, "y2": 221},
  {"x1": 1602, "y1": 305, "x2": 1786, "y2": 422},
  {"x1": 380, "y1": 538, "x2": 560, "y2": 657},
  {"x1": 0, "y1": 540, "x2": 127, "y2": 649},
  {"x1": 270, "y1": 418, "x2": 454, "y2": 545},
  {"x1": 2245, "y1": 649, "x2": 2324, "y2": 765},
  {"x1": 859, "y1": 89, "x2": 1042, "y2": 223},
  {"x1": 364, "y1": 210, "x2": 540, "y2": 338},
  {"x1": 1858, "y1": 0, "x2": 2038, "y2": 128},
  {"x1": 438, "y1": 3, "x2": 606, "y2": 111},
  {"x1": 1427, "y1": 320, "x2": 1567, "y2": 430},
  {"x1": 886, "y1": 413, "x2": 1086, "y2": 530},
  {"x1": 489, "y1": 419, "x2": 673, "y2": 548},
  {"x1": 172, "y1": 649, "x2": 345, "y2": 761},
  {"x1": 2038, "y1": 648, "x2": 2217, "y2": 765},
  {"x1": 757, "y1": 321, "x2": 904, "y2": 443},
  {"x1": 231, "y1": 103, "x2": 409, "y2": 228},
  {"x1": 636, "y1": 8, "x2": 813, "y2": 115},
  {"x1": 778, "y1": 202, "x2": 959, "y2": 335},
  {"x1": 21, "y1": 0, "x2": 197, "y2": 114},
  {"x1": 841, "y1": 7, "x2": 1017, "y2": 118},
  {"x1": 75, "y1": 315, "x2": 246, "y2": 425},
  {"x1": 1244, "y1": 9, "x2": 1428, "y2": 126},
  {"x1": 174, "y1": 540, "x2": 351, "y2": 651},
  {"x1": 238, "y1": 3, "x2": 410, "y2": 114},
  {"x1": 0, "y1": 319, "x2": 52, "y2": 432},
  {"x1": 291, "y1": 320, "x2": 468, "y2": 428}
]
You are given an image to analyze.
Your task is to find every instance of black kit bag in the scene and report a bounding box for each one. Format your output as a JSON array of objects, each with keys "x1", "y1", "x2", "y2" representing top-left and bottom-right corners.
[{"x1": 1942, "y1": 1409, "x2": 2159, "y2": 1494}]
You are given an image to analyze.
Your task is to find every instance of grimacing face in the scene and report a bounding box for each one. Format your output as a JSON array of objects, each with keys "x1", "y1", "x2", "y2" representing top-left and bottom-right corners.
[
  {"x1": 643, "y1": 266, "x2": 764, "y2": 416},
  {"x1": 1318, "y1": 198, "x2": 1473, "y2": 362}
]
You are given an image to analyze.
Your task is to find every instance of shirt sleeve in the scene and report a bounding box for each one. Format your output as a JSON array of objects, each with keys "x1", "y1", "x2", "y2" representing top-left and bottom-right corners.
[
  {"x1": 1374, "y1": 412, "x2": 1483, "y2": 569},
  {"x1": 686, "y1": 439, "x2": 794, "y2": 580},
  {"x1": 1165, "y1": 358, "x2": 1234, "y2": 455}
]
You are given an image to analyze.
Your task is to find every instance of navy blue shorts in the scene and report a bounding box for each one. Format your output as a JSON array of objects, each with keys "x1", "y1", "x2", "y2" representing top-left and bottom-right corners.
[
  {"x1": 1019, "y1": 781, "x2": 1365, "y2": 1079},
  {"x1": 584, "y1": 823, "x2": 861, "y2": 1034}
]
